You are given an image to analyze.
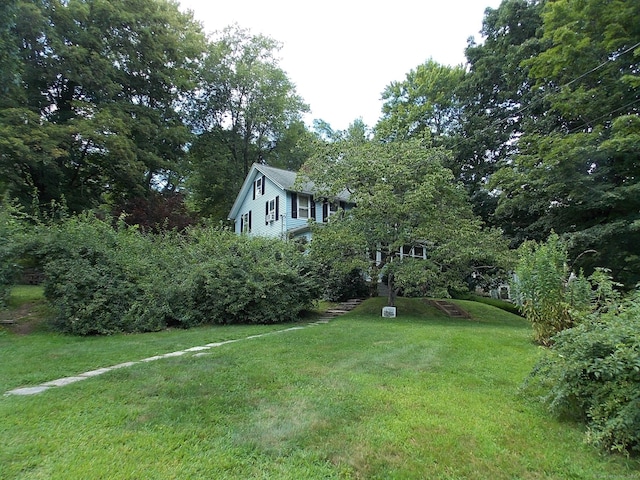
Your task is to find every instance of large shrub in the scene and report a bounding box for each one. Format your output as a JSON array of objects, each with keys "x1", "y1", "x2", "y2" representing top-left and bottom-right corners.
[
  {"x1": 182, "y1": 229, "x2": 316, "y2": 325},
  {"x1": 37, "y1": 215, "x2": 317, "y2": 334},
  {"x1": 39, "y1": 215, "x2": 169, "y2": 334},
  {"x1": 526, "y1": 291, "x2": 640, "y2": 455},
  {"x1": 0, "y1": 202, "x2": 28, "y2": 307}
]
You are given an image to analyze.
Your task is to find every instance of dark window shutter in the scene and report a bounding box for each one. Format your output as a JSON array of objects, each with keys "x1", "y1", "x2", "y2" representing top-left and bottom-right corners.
[
  {"x1": 291, "y1": 193, "x2": 297, "y2": 219},
  {"x1": 240, "y1": 216, "x2": 244, "y2": 233},
  {"x1": 253, "y1": 181, "x2": 256, "y2": 200},
  {"x1": 322, "y1": 202, "x2": 328, "y2": 222},
  {"x1": 310, "y1": 195, "x2": 316, "y2": 220},
  {"x1": 248, "y1": 210, "x2": 252, "y2": 231},
  {"x1": 265, "y1": 201, "x2": 269, "y2": 225},
  {"x1": 261, "y1": 175, "x2": 266, "y2": 195},
  {"x1": 275, "y1": 196, "x2": 279, "y2": 220}
]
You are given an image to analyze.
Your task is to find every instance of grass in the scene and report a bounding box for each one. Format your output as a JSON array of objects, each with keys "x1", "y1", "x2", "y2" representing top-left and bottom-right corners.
[
  {"x1": 0, "y1": 285, "x2": 51, "y2": 331},
  {"x1": 1, "y1": 294, "x2": 639, "y2": 479}
]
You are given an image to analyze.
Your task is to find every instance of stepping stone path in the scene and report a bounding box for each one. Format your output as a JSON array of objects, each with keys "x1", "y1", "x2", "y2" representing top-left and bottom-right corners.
[{"x1": 4, "y1": 299, "x2": 363, "y2": 397}]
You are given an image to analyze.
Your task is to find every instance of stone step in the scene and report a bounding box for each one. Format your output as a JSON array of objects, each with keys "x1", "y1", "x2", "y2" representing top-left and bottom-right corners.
[
  {"x1": 311, "y1": 298, "x2": 365, "y2": 325},
  {"x1": 427, "y1": 300, "x2": 471, "y2": 319}
]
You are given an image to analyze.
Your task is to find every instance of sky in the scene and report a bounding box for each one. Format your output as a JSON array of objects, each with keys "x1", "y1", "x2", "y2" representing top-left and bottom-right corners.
[{"x1": 178, "y1": 0, "x2": 503, "y2": 132}]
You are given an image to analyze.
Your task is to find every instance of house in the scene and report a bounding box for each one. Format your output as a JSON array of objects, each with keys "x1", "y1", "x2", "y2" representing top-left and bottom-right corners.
[{"x1": 228, "y1": 163, "x2": 350, "y2": 240}]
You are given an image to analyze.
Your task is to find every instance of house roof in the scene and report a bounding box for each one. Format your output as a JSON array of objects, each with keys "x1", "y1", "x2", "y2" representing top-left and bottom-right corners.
[
  {"x1": 254, "y1": 164, "x2": 299, "y2": 191},
  {"x1": 228, "y1": 163, "x2": 349, "y2": 220}
]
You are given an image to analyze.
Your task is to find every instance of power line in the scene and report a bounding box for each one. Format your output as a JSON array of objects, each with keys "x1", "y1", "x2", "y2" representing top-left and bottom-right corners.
[
  {"x1": 564, "y1": 41, "x2": 640, "y2": 89},
  {"x1": 566, "y1": 98, "x2": 640, "y2": 135},
  {"x1": 448, "y1": 40, "x2": 640, "y2": 152}
]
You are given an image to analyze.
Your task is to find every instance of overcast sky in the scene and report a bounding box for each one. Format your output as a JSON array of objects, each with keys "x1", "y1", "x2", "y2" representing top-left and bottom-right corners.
[{"x1": 178, "y1": 0, "x2": 503, "y2": 131}]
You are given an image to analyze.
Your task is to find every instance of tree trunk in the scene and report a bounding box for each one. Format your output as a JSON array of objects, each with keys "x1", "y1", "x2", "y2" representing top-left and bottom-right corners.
[{"x1": 387, "y1": 272, "x2": 396, "y2": 307}]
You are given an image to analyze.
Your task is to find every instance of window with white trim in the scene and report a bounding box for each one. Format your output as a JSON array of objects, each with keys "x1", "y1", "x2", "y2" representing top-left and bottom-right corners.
[
  {"x1": 265, "y1": 197, "x2": 279, "y2": 223},
  {"x1": 401, "y1": 245, "x2": 426, "y2": 259},
  {"x1": 297, "y1": 194, "x2": 310, "y2": 219},
  {"x1": 241, "y1": 211, "x2": 251, "y2": 233},
  {"x1": 255, "y1": 177, "x2": 263, "y2": 197}
]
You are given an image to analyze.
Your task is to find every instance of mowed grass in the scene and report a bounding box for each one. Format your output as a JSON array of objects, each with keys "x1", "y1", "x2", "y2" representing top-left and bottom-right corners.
[{"x1": 1, "y1": 296, "x2": 639, "y2": 479}]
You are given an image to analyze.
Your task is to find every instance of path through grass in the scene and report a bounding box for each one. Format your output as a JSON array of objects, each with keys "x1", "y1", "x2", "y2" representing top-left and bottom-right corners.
[{"x1": 1, "y1": 297, "x2": 638, "y2": 479}]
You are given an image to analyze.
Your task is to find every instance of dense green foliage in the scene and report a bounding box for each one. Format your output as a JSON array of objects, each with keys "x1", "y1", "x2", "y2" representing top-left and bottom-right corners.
[
  {"x1": 526, "y1": 292, "x2": 640, "y2": 455},
  {"x1": 0, "y1": 202, "x2": 26, "y2": 306},
  {"x1": 16, "y1": 215, "x2": 316, "y2": 334},
  {"x1": 377, "y1": 0, "x2": 640, "y2": 289},
  {"x1": 302, "y1": 138, "x2": 513, "y2": 305},
  {"x1": 2, "y1": 0, "x2": 636, "y2": 285},
  {"x1": 178, "y1": 227, "x2": 316, "y2": 326},
  {"x1": 0, "y1": 1, "x2": 311, "y2": 224},
  {"x1": 490, "y1": 0, "x2": 640, "y2": 286},
  {"x1": 185, "y1": 25, "x2": 310, "y2": 221},
  {"x1": 377, "y1": 60, "x2": 465, "y2": 142},
  {"x1": 516, "y1": 233, "x2": 639, "y2": 454},
  {"x1": 514, "y1": 233, "x2": 592, "y2": 345},
  {"x1": 1, "y1": 0, "x2": 206, "y2": 213}
]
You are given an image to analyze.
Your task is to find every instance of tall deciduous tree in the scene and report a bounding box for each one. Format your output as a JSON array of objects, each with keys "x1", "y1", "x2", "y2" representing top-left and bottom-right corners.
[
  {"x1": 458, "y1": 0, "x2": 545, "y2": 220},
  {"x1": 490, "y1": 0, "x2": 640, "y2": 287},
  {"x1": 301, "y1": 139, "x2": 510, "y2": 306},
  {"x1": 187, "y1": 24, "x2": 308, "y2": 220},
  {"x1": 376, "y1": 59, "x2": 465, "y2": 142},
  {"x1": 0, "y1": 0, "x2": 19, "y2": 102},
  {"x1": 0, "y1": 0, "x2": 206, "y2": 213}
]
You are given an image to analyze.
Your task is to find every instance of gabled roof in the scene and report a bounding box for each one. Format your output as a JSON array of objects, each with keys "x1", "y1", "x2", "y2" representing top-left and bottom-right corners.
[
  {"x1": 228, "y1": 163, "x2": 349, "y2": 220},
  {"x1": 254, "y1": 164, "x2": 298, "y2": 191}
]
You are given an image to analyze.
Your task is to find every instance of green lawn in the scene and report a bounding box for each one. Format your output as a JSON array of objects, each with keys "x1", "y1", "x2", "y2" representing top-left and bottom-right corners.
[{"x1": 1, "y1": 296, "x2": 638, "y2": 479}]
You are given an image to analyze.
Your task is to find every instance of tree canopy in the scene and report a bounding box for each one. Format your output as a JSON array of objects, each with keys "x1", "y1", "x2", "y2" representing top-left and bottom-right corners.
[
  {"x1": 0, "y1": 0, "x2": 206, "y2": 213},
  {"x1": 489, "y1": 0, "x2": 640, "y2": 286},
  {"x1": 0, "y1": 3, "x2": 311, "y2": 224},
  {"x1": 301, "y1": 138, "x2": 511, "y2": 305},
  {"x1": 1, "y1": 0, "x2": 638, "y2": 291},
  {"x1": 185, "y1": 24, "x2": 309, "y2": 220},
  {"x1": 377, "y1": 0, "x2": 640, "y2": 288}
]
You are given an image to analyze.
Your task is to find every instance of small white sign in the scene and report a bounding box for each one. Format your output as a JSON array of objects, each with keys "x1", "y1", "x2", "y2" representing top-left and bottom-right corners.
[{"x1": 382, "y1": 306, "x2": 397, "y2": 318}]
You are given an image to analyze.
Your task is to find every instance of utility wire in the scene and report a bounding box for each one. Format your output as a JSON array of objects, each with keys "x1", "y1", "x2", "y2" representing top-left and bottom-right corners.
[{"x1": 448, "y1": 40, "x2": 640, "y2": 151}]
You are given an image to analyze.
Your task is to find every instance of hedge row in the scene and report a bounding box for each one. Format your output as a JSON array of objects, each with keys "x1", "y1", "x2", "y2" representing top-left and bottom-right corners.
[
  {"x1": 31, "y1": 215, "x2": 316, "y2": 334},
  {"x1": 0, "y1": 203, "x2": 28, "y2": 307}
]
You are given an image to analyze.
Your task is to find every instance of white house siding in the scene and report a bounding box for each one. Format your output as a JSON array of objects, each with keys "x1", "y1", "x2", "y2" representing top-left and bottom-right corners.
[
  {"x1": 234, "y1": 170, "x2": 288, "y2": 238},
  {"x1": 285, "y1": 193, "x2": 318, "y2": 231},
  {"x1": 230, "y1": 164, "x2": 349, "y2": 239}
]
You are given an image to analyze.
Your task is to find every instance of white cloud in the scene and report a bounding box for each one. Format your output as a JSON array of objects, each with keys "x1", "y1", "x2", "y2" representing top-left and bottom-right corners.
[{"x1": 178, "y1": 0, "x2": 502, "y2": 131}]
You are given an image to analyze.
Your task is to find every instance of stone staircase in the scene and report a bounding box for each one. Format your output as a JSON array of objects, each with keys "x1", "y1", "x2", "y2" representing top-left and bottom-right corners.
[
  {"x1": 426, "y1": 299, "x2": 471, "y2": 319},
  {"x1": 313, "y1": 298, "x2": 363, "y2": 323}
]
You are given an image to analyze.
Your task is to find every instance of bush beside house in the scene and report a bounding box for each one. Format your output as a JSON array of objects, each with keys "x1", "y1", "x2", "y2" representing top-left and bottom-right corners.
[{"x1": 23, "y1": 214, "x2": 316, "y2": 334}]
